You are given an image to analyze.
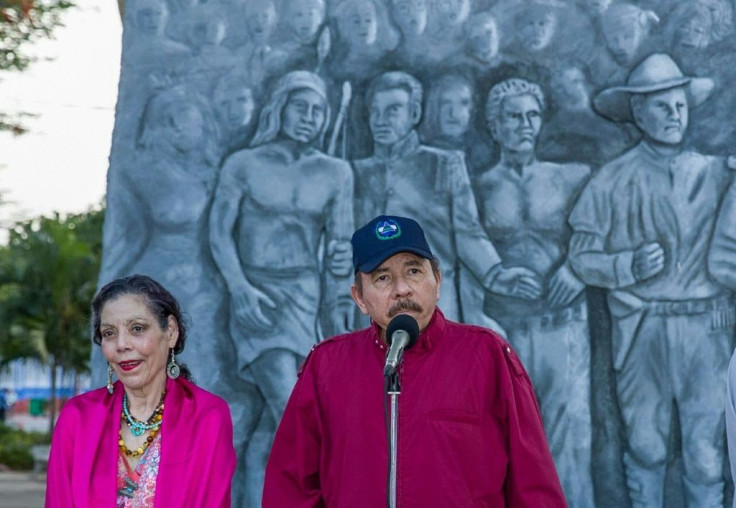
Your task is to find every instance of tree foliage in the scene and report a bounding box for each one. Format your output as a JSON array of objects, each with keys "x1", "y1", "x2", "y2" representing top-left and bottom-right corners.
[
  {"x1": 0, "y1": 0, "x2": 75, "y2": 134},
  {"x1": 0, "y1": 205, "x2": 103, "y2": 432}
]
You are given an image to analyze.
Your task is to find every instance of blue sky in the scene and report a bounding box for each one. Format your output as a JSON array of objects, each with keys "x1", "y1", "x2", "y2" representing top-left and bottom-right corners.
[{"x1": 0, "y1": 0, "x2": 121, "y2": 227}]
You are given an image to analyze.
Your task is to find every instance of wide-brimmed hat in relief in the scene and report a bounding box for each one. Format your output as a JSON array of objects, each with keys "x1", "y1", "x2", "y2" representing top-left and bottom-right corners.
[{"x1": 593, "y1": 53, "x2": 714, "y2": 123}]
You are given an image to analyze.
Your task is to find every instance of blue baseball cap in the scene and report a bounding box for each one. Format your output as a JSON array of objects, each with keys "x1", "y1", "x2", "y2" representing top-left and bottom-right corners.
[{"x1": 351, "y1": 215, "x2": 435, "y2": 273}]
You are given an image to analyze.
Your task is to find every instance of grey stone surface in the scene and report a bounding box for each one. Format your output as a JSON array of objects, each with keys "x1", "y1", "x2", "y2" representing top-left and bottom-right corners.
[{"x1": 93, "y1": 0, "x2": 736, "y2": 506}]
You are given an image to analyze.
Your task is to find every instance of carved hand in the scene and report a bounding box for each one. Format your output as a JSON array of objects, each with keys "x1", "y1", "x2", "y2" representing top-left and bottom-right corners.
[
  {"x1": 326, "y1": 239, "x2": 353, "y2": 277},
  {"x1": 489, "y1": 266, "x2": 543, "y2": 300},
  {"x1": 632, "y1": 242, "x2": 665, "y2": 282},
  {"x1": 230, "y1": 284, "x2": 277, "y2": 331},
  {"x1": 546, "y1": 264, "x2": 585, "y2": 308}
]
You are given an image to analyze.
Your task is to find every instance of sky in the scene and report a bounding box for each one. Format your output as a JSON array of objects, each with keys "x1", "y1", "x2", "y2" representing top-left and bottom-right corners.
[{"x1": 0, "y1": 0, "x2": 122, "y2": 227}]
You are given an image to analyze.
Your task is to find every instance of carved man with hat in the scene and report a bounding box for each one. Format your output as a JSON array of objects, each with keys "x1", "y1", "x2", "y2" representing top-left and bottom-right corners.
[{"x1": 568, "y1": 53, "x2": 734, "y2": 507}]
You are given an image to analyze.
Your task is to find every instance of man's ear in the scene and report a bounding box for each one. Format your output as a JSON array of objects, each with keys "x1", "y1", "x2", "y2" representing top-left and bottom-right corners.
[
  {"x1": 412, "y1": 104, "x2": 422, "y2": 126},
  {"x1": 351, "y1": 283, "x2": 369, "y2": 315}
]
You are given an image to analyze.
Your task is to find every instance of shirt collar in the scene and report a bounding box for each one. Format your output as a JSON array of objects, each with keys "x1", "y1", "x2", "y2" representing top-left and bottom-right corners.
[
  {"x1": 370, "y1": 308, "x2": 446, "y2": 353},
  {"x1": 638, "y1": 140, "x2": 684, "y2": 170},
  {"x1": 373, "y1": 130, "x2": 420, "y2": 161}
]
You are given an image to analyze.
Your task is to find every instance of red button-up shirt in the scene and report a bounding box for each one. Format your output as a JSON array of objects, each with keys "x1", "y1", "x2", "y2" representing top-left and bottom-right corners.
[{"x1": 264, "y1": 309, "x2": 566, "y2": 507}]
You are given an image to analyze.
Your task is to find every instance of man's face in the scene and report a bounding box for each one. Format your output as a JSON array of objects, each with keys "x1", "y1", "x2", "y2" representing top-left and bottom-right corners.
[
  {"x1": 633, "y1": 87, "x2": 689, "y2": 145},
  {"x1": 467, "y1": 18, "x2": 499, "y2": 61},
  {"x1": 369, "y1": 88, "x2": 417, "y2": 146},
  {"x1": 438, "y1": 84, "x2": 472, "y2": 138},
  {"x1": 284, "y1": 0, "x2": 324, "y2": 44},
  {"x1": 518, "y1": 10, "x2": 556, "y2": 52},
  {"x1": 344, "y1": 3, "x2": 378, "y2": 46},
  {"x1": 215, "y1": 85, "x2": 255, "y2": 131},
  {"x1": 391, "y1": 0, "x2": 428, "y2": 36},
  {"x1": 604, "y1": 22, "x2": 645, "y2": 65},
  {"x1": 552, "y1": 67, "x2": 589, "y2": 110},
  {"x1": 281, "y1": 88, "x2": 326, "y2": 143},
  {"x1": 246, "y1": 1, "x2": 276, "y2": 43},
  {"x1": 492, "y1": 93, "x2": 542, "y2": 154},
  {"x1": 351, "y1": 252, "x2": 441, "y2": 339}
]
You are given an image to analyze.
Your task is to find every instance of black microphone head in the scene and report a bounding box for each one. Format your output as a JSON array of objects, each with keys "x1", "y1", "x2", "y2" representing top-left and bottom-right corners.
[{"x1": 386, "y1": 314, "x2": 420, "y2": 349}]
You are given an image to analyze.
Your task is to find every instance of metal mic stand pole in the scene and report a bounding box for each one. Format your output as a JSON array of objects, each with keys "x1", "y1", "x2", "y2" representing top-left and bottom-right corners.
[{"x1": 386, "y1": 371, "x2": 401, "y2": 508}]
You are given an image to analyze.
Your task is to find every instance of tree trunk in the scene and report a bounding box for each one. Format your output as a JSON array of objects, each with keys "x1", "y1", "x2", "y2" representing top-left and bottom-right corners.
[{"x1": 48, "y1": 360, "x2": 57, "y2": 436}]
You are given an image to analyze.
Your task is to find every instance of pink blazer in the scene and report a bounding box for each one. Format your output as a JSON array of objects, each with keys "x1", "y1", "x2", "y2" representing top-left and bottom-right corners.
[{"x1": 46, "y1": 376, "x2": 236, "y2": 507}]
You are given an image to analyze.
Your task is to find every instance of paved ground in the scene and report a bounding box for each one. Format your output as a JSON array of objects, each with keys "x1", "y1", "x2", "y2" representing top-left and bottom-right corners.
[
  {"x1": 1, "y1": 414, "x2": 50, "y2": 506},
  {"x1": 0, "y1": 471, "x2": 45, "y2": 507}
]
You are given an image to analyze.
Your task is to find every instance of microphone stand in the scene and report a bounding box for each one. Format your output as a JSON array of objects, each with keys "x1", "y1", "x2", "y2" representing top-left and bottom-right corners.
[{"x1": 386, "y1": 370, "x2": 401, "y2": 508}]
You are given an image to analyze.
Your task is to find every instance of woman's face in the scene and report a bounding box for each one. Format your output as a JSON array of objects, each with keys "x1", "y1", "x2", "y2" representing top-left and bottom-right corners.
[
  {"x1": 215, "y1": 86, "x2": 255, "y2": 130},
  {"x1": 675, "y1": 16, "x2": 711, "y2": 51},
  {"x1": 100, "y1": 294, "x2": 178, "y2": 394},
  {"x1": 604, "y1": 22, "x2": 645, "y2": 65},
  {"x1": 246, "y1": 2, "x2": 276, "y2": 43},
  {"x1": 163, "y1": 104, "x2": 205, "y2": 152},
  {"x1": 284, "y1": 0, "x2": 324, "y2": 44},
  {"x1": 343, "y1": 2, "x2": 378, "y2": 46}
]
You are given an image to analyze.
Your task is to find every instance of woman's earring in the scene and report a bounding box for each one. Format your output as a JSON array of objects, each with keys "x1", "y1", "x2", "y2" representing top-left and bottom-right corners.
[
  {"x1": 106, "y1": 363, "x2": 114, "y2": 394},
  {"x1": 166, "y1": 349, "x2": 180, "y2": 379}
]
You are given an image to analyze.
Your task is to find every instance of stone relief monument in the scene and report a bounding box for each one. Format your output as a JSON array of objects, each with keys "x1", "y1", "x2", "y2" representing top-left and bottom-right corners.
[{"x1": 96, "y1": 0, "x2": 736, "y2": 506}]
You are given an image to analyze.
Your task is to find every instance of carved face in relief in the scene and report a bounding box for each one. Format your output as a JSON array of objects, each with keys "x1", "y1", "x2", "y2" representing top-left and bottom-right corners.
[
  {"x1": 391, "y1": 0, "x2": 428, "y2": 37},
  {"x1": 583, "y1": 0, "x2": 612, "y2": 16},
  {"x1": 369, "y1": 88, "x2": 419, "y2": 146},
  {"x1": 466, "y1": 15, "x2": 499, "y2": 62},
  {"x1": 632, "y1": 87, "x2": 688, "y2": 145},
  {"x1": 517, "y1": 8, "x2": 557, "y2": 52},
  {"x1": 280, "y1": 88, "x2": 327, "y2": 143},
  {"x1": 674, "y1": 15, "x2": 712, "y2": 51},
  {"x1": 136, "y1": 1, "x2": 168, "y2": 37},
  {"x1": 551, "y1": 66, "x2": 589, "y2": 111},
  {"x1": 245, "y1": 0, "x2": 277, "y2": 44},
  {"x1": 438, "y1": 83, "x2": 473, "y2": 138},
  {"x1": 164, "y1": 104, "x2": 206, "y2": 153},
  {"x1": 492, "y1": 93, "x2": 542, "y2": 155},
  {"x1": 341, "y1": 1, "x2": 379, "y2": 47},
  {"x1": 214, "y1": 80, "x2": 255, "y2": 131},
  {"x1": 283, "y1": 0, "x2": 325, "y2": 44},
  {"x1": 603, "y1": 19, "x2": 646, "y2": 65}
]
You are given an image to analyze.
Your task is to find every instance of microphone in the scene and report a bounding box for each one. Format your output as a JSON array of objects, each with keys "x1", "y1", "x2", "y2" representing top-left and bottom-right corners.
[{"x1": 383, "y1": 314, "x2": 420, "y2": 377}]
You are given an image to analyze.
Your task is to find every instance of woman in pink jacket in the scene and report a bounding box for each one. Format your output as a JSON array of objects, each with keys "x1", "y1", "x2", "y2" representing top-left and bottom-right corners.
[{"x1": 46, "y1": 275, "x2": 236, "y2": 507}]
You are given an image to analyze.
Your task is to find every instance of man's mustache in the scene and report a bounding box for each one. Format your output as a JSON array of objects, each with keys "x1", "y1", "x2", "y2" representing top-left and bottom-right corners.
[{"x1": 388, "y1": 300, "x2": 423, "y2": 318}]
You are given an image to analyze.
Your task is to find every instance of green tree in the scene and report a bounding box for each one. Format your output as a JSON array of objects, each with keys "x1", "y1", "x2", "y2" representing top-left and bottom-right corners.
[
  {"x1": 0, "y1": 0, "x2": 75, "y2": 134},
  {"x1": 0, "y1": 205, "x2": 103, "y2": 434}
]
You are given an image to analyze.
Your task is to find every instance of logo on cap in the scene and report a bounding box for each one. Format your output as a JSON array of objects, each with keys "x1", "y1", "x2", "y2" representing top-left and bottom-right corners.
[{"x1": 375, "y1": 219, "x2": 401, "y2": 240}]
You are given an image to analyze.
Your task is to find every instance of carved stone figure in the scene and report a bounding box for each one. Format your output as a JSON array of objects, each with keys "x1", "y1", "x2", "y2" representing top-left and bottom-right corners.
[
  {"x1": 353, "y1": 71, "x2": 537, "y2": 324},
  {"x1": 475, "y1": 78, "x2": 594, "y2": 507},
  {"x1": 212, "y1": 73, "x2": 255, "y2": 156},
  {"x1": 98, "y1": 85, "x2": 225, "y2": 394},
  {"x1": 538, "y1": 62, "x2": 633, "y2": 168},
  {"x1": 568, "y1": 53, "x2": 734, "y2": 507},
  {"x1": 208, "y1": 70, "x2": 353, "y2": 507},
  {"x1": 123, "y1": 0, "x2": 190, "y2": 68},
  {"x1": 587, "y1": 2, "x2": 660, "y2": 87}
]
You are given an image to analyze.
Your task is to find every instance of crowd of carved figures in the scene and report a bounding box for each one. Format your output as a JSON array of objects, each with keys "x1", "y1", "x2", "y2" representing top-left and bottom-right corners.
[{"x1": 97, "y1": 0, "x2": 736, "y2": 506}]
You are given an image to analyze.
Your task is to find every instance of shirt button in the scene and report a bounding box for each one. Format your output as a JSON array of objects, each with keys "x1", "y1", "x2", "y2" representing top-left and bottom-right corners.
[{"x1": 505, "y1": 346, "x2": 511, "y2": 354}]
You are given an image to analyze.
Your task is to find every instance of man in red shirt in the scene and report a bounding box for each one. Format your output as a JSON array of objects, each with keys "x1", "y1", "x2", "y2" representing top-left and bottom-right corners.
[{"x1": 263, "y1": 215, "x2": 566, "y2": 507}]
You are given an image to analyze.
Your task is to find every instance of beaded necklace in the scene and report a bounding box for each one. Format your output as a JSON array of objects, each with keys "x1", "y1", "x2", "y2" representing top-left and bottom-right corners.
[{"x1": 122, "y1": 390, "x2": 165, "y2": 437}]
